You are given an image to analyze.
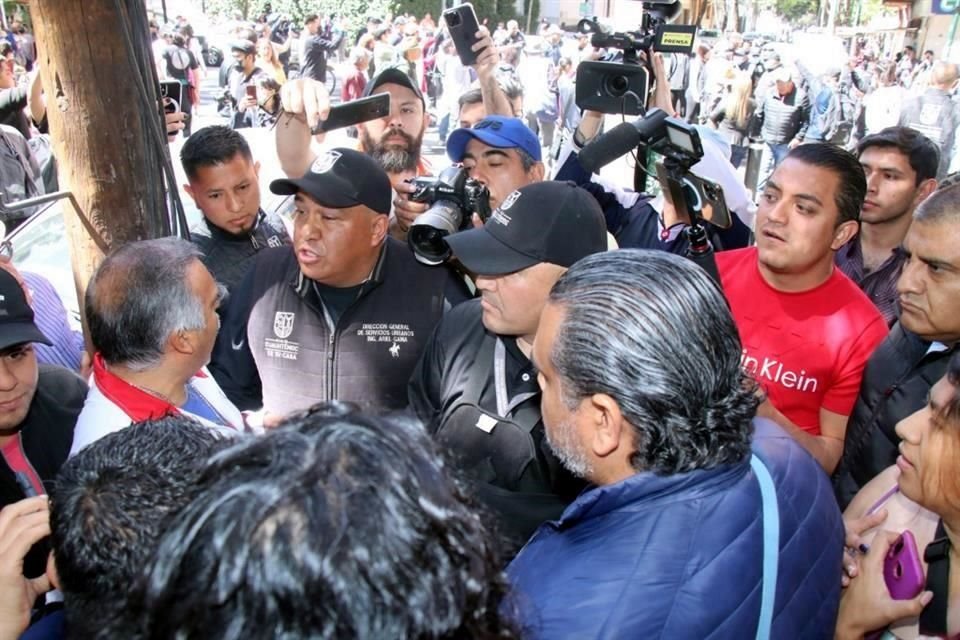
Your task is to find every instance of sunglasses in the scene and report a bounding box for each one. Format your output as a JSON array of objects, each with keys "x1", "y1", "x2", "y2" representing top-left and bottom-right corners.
[{"x1": 0, "y1": 240, "x2": 11, "y2": 261}]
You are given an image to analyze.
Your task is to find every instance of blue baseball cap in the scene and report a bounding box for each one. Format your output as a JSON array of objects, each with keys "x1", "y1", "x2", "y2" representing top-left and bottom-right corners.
[{"x1": 446, "y1": 116, "x2": 542, "y2": 164}]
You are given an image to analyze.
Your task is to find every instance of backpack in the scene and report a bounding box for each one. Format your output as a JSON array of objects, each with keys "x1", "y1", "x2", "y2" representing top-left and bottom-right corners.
[{"x1": 168, "y1": 46, "x2": 192, "y2": 72}]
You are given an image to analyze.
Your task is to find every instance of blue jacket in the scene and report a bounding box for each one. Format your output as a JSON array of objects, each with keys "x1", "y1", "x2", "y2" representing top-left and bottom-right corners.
[
  {"x1": 506, "y1": 419, "x2": 844, "y2": 639},
  {"x1": 552, "y1": 139, "x2": 752, "y2": 254}
]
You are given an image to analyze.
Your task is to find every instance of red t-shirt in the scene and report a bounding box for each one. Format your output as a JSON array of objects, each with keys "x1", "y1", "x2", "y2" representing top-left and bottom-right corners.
[
  {"x1": 717, "y1": 247, "x2": 888, "y2": 435},
  {"x1": 342, "y1": 69, "x2": 367, "y2": 103}
]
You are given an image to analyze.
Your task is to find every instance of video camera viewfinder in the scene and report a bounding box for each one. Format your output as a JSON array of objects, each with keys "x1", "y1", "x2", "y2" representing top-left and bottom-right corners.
[{"x1": 574, "y1": 1, "x2": 696, "y2": 115}]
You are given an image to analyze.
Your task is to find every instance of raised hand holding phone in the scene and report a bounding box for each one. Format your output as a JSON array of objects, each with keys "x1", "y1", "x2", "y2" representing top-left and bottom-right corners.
[{"x1": 443, "y1": 3, "x2": 484, "y2": 66}]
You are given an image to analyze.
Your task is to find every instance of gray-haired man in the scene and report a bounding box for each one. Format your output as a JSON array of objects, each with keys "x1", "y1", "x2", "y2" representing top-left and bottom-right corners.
[{"x1": 71, "y1": 237, "x2": 249, "y2": 455}]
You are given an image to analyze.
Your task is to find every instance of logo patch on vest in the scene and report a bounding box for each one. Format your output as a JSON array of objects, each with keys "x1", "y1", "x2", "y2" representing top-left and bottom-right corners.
[
  {"x1": 499, "y1": 190, "x2": 521, "y2": 211},
  {"x1": 273, "y1": 312, "x2": 295, "y2": 339}
]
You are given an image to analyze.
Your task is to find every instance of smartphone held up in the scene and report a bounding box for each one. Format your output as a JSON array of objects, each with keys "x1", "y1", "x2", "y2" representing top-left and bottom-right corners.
[{"x1": 443, "y1": 3, "x2": 484, "y2": 66}]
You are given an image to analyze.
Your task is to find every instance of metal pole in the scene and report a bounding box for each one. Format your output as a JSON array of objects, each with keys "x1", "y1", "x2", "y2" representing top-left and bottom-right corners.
[{"x1": 0, "y1": 2, "x2": 7, "y2": 29}]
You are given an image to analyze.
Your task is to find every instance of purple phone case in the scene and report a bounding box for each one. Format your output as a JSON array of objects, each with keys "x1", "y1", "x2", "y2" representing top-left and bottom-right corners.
[{"x1": 883, "y1": 531, "x2": 925, "y2": 600}]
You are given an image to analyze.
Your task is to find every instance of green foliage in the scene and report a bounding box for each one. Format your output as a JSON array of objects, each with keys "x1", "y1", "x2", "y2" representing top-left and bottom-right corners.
[
  {"x1": 204, "y1": 0, "x2": 542, "y2": 34},
  {"x1": 770, "y1": 0, "x2": 818, "y2": 24}
]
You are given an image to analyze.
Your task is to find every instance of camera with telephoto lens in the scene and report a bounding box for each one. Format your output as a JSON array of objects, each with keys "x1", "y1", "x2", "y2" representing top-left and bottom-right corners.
[
  {"x1": 406, "y1": 166, "x2": 491, "y2": 265},
  {"x1": 576, "y1": 0, "x2": 698, "y2": 116}
]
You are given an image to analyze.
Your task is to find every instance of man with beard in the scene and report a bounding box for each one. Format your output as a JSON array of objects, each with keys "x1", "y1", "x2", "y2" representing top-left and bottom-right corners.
[
  {"x1": 0, "y1": 268, "x2": 87, "y2": 580},
  {"x1": 276, "y1": 26, "x2": 511, "y2": 243},
  {"x1": 506, "y1": 250, "x2": 843, "y2": 638},
  {"x1": 181, "y1": 126, "x2": 290, "y2": 293},
  {"x1": 275, "y1": 69, "x2": 430, "y2": 242},
  {"x1": 212, "y1": 148, "x2": 468, "y2": 421}
]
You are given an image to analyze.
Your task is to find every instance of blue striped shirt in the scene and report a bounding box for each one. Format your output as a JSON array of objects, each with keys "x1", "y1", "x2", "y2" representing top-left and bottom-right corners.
[{"x1": 22, "y1": 271, "x2": 84, "y2": 371}]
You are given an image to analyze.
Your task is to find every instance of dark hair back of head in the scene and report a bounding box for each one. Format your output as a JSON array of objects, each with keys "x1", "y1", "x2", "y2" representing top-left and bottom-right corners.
[
  {"x1": 785, "y1": 143, "x2": 866, "y2": 225},
  {"x1": 50, "y1": 418, "x2": 224, "y2": 639},
  {"x1": 548, "y1": 250, "x2": 757, "y2": 473},
  {"x1": 179, "y1": 124, "x2": 253, "y2": 180},
  {"x1": 857, "y1": 126, "x2": 940, "y2": 185},
  {"x1": 458, "y1": 87, "x2": 483, "y2": 110},
  {"x1": 914, "y1": 182, "x2": 960, "y2": 225},
  {"x1": 139, "y1": 403, "x2": 518, "y2": 640}
]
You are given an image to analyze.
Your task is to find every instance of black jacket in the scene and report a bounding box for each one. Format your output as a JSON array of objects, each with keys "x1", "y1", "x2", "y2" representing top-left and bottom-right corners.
[
  {"x1": 210, "y1": 239, "x2": 469, "y2": 415},
  {"x1": 833, "y1": 323, "x2": 955, "y2": 508},
  {"x1": 408, "y1": 299, "x2": 584, "y2": 547},
  {"x1": 0, "y1": 365, "x2": 87, "y2": 578},
  {"x1": 898, "y1": 88, "x2": 959, "y2": 179},
  {"x1": 754, "y1": 84, "x2": 811, "y2": 144},
  {"x1": 189, "y1": 209, "x2": 290, "y2": 294}
]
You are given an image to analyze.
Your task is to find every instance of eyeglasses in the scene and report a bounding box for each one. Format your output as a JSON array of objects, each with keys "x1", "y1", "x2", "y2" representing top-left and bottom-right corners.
[{"x1": 0, "y1": 240, "x2": 11, "y2": 261}]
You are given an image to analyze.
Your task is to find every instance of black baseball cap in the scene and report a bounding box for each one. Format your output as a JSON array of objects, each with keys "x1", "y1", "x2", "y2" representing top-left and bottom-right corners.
[
  {"x1": 363, "y1": 66, "x2": 425, "y2": 105},
  {"x1": 446, "y1": 181, "x2": 607, "y2": 276},
  {"x1": 0, "y1": 269, "x2": 51, "y2": 351},
  {"x1": 270, "y1": 148, "x2": 392, "y2": 215},
  {"x1": 230, "y1": 40, "x2": 256, "y2": 55}
]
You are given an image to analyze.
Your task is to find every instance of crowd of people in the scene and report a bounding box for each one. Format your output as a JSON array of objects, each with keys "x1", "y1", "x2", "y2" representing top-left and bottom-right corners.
[{"x1": 3, "y1": 5, "x2": 960, "y2": 640}]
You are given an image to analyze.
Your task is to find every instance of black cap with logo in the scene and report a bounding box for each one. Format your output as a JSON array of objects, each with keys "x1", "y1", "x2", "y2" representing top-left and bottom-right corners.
[
  {"x1": 0, "y1": 269, "x2": 50, "y2": 351},
  {"x1": 445, "y1": 181, "x2": 607, "y2": 276},
  {"x1": 270, "y1": 148, "x2": 393, "y2": 215},
  {"x1": 363, "y1": 66, "x2": 425, "y2": 105}
]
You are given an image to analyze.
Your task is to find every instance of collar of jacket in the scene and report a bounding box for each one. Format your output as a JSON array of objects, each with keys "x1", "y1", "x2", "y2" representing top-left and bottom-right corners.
[
  {"x1": 291, "y1": 239, "x2": 390, "y2": 297},
  {"x1": 91, "y1": 353, "x2": 207, "y2": 422},
  {"x1": 202, "y1": 209, "x2": 266, "y2": 243},
  {"x1": 554, "y1": 454, "x2": 751, "y2": 528}
]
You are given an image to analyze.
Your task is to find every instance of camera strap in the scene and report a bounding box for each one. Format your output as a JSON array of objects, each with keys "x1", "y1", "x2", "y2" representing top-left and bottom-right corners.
[{"x1": 919, "y1": 519, "x2": 950, "y2": 636}]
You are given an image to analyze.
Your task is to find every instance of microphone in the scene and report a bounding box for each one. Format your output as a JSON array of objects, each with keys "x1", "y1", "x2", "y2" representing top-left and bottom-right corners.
[{"x1": 577, "y1": 108, "x2": 670, "y2": 174}]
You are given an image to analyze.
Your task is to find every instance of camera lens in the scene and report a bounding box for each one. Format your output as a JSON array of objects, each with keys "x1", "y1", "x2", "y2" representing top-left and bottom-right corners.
[
  {"x1": 603, "y1": 74, "x2": 630, "y2": 97},
  {"x1": 408, "y1": 200, "x2": 465, "y2": 265},
  {"x1": 447, "y1": 13, "x2": 461, "y2": 27}
]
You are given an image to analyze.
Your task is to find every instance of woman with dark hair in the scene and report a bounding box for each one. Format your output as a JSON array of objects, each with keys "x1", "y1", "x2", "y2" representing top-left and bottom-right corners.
[{"x1": 838, "y1": 353, "x2": 960, "y2": 639}]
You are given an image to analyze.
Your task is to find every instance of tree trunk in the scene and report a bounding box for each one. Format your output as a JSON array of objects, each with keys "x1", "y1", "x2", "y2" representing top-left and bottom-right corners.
[
  {"x1": 730, "y1": 0, "x2": 740, "y2": 32},
  {"x1": 29, "y1": 0, "x2": 171, "y2": 314}
]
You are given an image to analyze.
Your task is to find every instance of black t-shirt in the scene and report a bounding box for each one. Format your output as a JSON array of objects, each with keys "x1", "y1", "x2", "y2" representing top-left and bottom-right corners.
[
  {"x1": 163, "y1": 45, "x2": 199, "y2": 82},
  {"x1": 312, "y1": 281, "x2": 365, "y2": 326},
  {"x1": 300, "y1": 33, "x2": 333, "y2": 81}
]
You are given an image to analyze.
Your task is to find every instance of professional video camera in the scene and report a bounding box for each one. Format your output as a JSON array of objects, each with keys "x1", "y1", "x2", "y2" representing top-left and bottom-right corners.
[
  {"x1": 575, "y1": 0, "x2": 698, "y2": 116},
  {"x1": 406, "y1": 166, "x2": 491, "y2": 265},
  {"x1": 578, "y1": 108, "x2": 728, "y2": 283}
]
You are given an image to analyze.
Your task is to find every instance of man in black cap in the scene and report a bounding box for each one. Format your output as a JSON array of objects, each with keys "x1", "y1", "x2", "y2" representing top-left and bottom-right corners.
[
  {"x1": 0, "y1": 269, "x2": 87, "y2": 578},
  {"x1": 226, "y1": 40, "x2": 266, "y2": 129},
  {"x1": 408, "y1": 180, "x2": 607, "y2": 548},
  {"x1": 275, "y1": 67, "x2": 431, "y2": 241},
  {"x1": 211, "y1": 148, "x2": 468, "y2": 422}
]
